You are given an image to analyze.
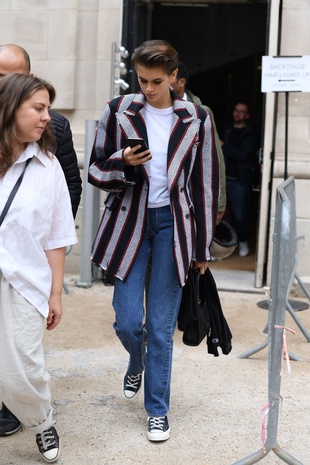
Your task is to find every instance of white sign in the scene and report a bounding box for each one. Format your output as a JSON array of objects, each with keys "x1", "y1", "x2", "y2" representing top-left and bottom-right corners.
[{"x1": 261, "y1": 56, "x2": 310, "y2": 92}]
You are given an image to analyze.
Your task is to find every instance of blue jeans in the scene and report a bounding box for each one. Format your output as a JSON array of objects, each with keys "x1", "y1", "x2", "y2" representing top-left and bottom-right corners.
[
  {"x1": 113, "y1": 206, "x2": 182, "y2": 417},
  {"x1": 226, "y1": 179, "x2": 252, "y2": 242}
]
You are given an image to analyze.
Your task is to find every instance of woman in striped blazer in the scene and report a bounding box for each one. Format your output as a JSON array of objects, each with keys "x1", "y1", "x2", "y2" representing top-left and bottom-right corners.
[{"x1": 88, "y1": 40, "x2": 219, "y2": 442}]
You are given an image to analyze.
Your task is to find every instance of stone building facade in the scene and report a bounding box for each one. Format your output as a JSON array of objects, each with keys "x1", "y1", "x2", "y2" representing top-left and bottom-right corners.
[
  {"x1": 1, "y1": 0, "x2": 309, "y2": 288},
  {"x1": 0, "y1": 0, "x2": 123, "y2": 276},
  {"x1": 258, "y1": 0, "x2": 310, "y2": 288},
  {"x1": 0, "y1": 0, "x2": 123, "y2": 160}
]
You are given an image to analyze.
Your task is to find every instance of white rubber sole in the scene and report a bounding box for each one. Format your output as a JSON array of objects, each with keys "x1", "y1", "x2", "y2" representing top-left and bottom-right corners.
[{"x1": 147, "y1": 428, "x2": 170, "y2": 441}]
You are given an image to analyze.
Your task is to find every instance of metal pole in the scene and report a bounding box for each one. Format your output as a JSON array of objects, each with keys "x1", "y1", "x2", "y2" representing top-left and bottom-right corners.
[
  {"x1": 232, "y1": 178, "x2": 305, "y2": 465},
  {"x1": 76, "y1": 120, "x2": 99, "y2": 288},
  {"x1": 284, "y1": 92, "x2": 289, "y2": 180},
  {"x1": 294, "y1": 272, "x2": 310, "y2": 300},
  {"x1": 110, "y1": 41, "x2": 116, "y2": 100}
]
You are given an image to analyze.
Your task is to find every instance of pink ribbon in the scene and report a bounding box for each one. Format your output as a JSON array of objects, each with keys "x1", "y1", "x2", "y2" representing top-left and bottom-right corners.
[
  {"x1": 261, "y1": 402, "x2": 270, "y2": 447},
  {"x1": 274, "y1": 325, "x2": 296, "y2": 375},
  {"x1": 260, "y1": 325, "x2": 295, "y2": 447}
]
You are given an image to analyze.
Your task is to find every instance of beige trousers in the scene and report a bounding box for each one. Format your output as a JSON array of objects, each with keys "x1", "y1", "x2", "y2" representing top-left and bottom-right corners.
[{"x1": 0, "y1": 271, "x2": 53, "y2": 434}]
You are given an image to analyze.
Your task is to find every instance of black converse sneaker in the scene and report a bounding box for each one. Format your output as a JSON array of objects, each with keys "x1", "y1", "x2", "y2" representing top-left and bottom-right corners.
[
  {"x1": 0, "y1": 404, "x2": 21, "y2": 436},
  {"x1": 36, "y1": 426, "x2": 60, "y2": 463},
  {"x1": 147, "y1": 415, "x2": 170, "y2": 441},
  {"x1": 123, "y1": 372, "x2": 142, "y2": 400}
]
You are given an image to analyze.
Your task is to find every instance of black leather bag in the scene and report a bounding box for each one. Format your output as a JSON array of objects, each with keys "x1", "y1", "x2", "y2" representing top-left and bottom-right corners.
[
  {"x1": 178, "y1": 267, "x2": 233, "y2": 356},
  {"x1": 178, "y1": 267, "x2": 211, "y2": 346}
]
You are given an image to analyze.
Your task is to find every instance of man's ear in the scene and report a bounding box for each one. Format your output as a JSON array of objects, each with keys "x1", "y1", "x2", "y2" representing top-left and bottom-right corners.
[{"x1": 170, "y1": 68, "x2": 178, "y2": 82}]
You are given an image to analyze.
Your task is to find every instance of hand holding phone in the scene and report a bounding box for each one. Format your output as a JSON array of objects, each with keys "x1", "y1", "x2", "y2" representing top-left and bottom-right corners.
[
  {"x1": 127, "y1": 138, "x2": 149, "y2": 155},
  {"x1": 124, "y1": 137, "x2": 151, "y2": 166}
]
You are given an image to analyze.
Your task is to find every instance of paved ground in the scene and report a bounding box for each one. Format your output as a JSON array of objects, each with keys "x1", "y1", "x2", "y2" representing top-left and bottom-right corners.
[{"x1": 1, "y1": 273, "x2": 310, "y2": 465}]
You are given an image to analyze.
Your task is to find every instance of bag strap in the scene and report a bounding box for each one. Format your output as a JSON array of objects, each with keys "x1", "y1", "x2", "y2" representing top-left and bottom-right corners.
[{"x1": 0, "y1": 158, "x2": 32, "y2": 227}]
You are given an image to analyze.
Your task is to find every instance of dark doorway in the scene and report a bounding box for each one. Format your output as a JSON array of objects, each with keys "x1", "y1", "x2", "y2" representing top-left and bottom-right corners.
[
  {"x1": 122, "y1": 1, "x2": 267, "y2": 132},
  {"x1": 122, "y1": 0, "x2": 268, "y2": 270},
  {"x1": 150, "y1": 2, "x2": 267, "y2": 136}
]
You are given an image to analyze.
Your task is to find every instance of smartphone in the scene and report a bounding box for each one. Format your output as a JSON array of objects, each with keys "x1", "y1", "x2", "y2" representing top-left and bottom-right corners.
[{"x1": 127, "y1": 137, "x2": 149, "y2": 154}]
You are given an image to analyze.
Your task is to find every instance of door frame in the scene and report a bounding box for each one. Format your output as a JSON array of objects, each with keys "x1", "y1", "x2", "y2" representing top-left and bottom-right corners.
[{"x1": 255, "y1": 0, "x2": 282, "y2": 287}]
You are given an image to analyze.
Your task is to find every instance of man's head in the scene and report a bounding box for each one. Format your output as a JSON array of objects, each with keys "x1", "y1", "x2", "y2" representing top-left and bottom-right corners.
[
  {"x1": 170, "y1": 62, "x2": 189, "y2": 98},
  {"x1": 232, "y1": 102, "x2": 250, "y2": 128},
  {"x1": 0, "y1": 44, "x2": 31, "y2": 78}
]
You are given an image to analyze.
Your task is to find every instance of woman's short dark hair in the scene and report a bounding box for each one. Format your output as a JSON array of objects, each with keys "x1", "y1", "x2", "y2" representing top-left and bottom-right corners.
[
  {"x1": 0, "y1": 73, "x2": 56, "y2": 177},
  {"x1": 132, "y1": 40, "x2": 179, "y2": 75}
]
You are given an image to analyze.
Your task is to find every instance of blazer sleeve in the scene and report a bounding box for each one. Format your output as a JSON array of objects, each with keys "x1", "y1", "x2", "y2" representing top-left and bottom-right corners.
[
  {"x1": 88, "y1": 97, "x2": 137, "y2": 192},
  {"x1": 191, "y1": 107, "x2": 220, "y2": 262},
  {"x1": 205, "y1": 106, "x2": 226, "y2": 214}
]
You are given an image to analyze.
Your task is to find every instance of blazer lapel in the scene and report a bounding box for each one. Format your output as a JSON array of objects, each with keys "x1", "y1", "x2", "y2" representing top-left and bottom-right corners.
[
  {"x1": 116, "y1": 93, "x2": 148, "y2": 141},
  {"x1": 167, "y1": 98, "x2": 201, "y2": 191},
  {"x1": 115, "y1": 92, "x2": 201, "y2": 188},
  {"x1": 116, "y1": 93, "x2": 151, "y2": 181}
]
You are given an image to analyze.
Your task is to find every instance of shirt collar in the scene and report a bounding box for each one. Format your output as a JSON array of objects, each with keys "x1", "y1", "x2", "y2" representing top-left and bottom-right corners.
[{"x1": 16, "y1": 142, "x2": 51, "y2": 167}]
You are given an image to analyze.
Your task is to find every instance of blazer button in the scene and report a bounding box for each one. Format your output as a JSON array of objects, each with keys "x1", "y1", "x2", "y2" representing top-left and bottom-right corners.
[
  {"x1": 185, "y1": 214, "x2": 190, "y2": 219},
  {"x1": 121, "y1": 206, "x2": 127, "y2": 211}
]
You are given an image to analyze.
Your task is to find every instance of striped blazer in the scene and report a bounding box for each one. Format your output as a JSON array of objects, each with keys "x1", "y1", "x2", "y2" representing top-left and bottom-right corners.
[{"x1": 88, "y1": 90, "x2": 219, "y2": 286}]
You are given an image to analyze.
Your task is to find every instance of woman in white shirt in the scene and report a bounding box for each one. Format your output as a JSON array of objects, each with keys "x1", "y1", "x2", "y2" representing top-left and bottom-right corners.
[{"x1": 0, "y1": 73, "x2": 77, "y2": 462}]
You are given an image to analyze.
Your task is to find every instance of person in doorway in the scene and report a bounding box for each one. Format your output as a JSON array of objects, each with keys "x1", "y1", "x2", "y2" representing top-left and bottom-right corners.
[
  {"x1": 220, "y1": 101, "x2": 257, "y2": 257},
  {"x1": 0, "y1": 43, "x2": 82, "y2": 437},
  {"x1": 171, "y1": 62, "x2": 226, "y2": 224},
  {"x1": 0, "y1": 74, "x2": 77, "y2": 462},
  {"x1": 88, "y1": 40, "x2": 219, "y2": 441}
]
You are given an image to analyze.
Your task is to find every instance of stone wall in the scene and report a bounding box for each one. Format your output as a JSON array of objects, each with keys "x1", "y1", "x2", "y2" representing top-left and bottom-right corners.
[
  {"x1": 0, "y1": 0, "x2": 123, "y2": 155},
  {"x1": 1, "y1": 0, "x2": 310, "y2": 285},
  {"x1": 0, "y1": 0, "x2": 123, "y2": 277},
  {"x1": 267, "y1": 0, "x2": 310, "y2": 285}
]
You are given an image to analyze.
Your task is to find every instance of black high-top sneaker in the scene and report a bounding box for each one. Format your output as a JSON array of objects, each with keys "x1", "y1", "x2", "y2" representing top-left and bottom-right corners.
[{"x1": 0, "y1": 403, "x2": 21, "y2": 436}]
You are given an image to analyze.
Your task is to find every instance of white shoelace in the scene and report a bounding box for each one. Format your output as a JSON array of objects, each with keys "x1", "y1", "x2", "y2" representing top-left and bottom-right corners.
[
  {"x1": 149, "y1": 417, "x2": 165, "y2": 430},
  {"x1": 37, "y1": 428, "x2": 58, "y2": 450},
  {"x1": 125, "y1": 373, "x2": 141, "y2": 389}
]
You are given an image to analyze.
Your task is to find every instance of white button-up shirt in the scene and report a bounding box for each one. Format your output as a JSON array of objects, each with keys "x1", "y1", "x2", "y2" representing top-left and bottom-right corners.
[{"x1": 0, "y1": 143, "x2": 77, "y2": 317}]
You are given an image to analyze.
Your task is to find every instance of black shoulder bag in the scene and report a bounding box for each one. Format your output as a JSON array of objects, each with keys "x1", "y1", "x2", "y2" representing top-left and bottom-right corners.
[
  {"x1": 178, "y1": 267, "x2": 233, "y2": 356},
  {"x1": 0, "y1": 158, "x2": 32, "y2": 227}
]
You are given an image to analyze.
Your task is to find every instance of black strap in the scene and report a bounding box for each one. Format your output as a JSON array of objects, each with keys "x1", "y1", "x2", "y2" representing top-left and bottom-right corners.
[{"x1": 0, "y1": 158, "x2": 32, "y2": 227}]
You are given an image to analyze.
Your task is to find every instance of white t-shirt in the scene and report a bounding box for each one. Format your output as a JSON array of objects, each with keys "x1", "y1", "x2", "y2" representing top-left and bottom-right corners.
[
  {"x1": 0, "y1": 142, "x2": 77, "y2": 317},
  {"x1": 144, "y1": 102, "x2": 173, "y2": 208}
]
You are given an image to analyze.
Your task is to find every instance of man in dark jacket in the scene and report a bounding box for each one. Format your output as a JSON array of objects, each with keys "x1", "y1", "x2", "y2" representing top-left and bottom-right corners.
[
  {"x1": 220, "y1": 102, "x2": 257, "y2": 257},
  {"x1": 0, "y1": 43, "x2": 82, "y2": 436},
  {"x1": 48, "y1": 109, "x2": 82, "y2": 218},
  {"x1": 171, "y1": 62, "x2": 226, "y2": 225}
]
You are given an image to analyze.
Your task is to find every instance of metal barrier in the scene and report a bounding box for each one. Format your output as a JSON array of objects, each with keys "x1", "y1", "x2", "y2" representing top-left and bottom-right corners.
[
  {"x1": 76, "y1": 120, "x2": 100, "y2": 288},
  {"x1": 232, "y1": 177, "x2": 305, "y2": 464},
  {"x1": 238, "y1": 178, "x2": 310, "y2": 361}
]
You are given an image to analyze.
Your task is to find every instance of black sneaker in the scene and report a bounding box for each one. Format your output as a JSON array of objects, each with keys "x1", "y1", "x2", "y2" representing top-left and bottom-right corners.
[
  {"x1": 0, "y1": 404, "x2": 21, "y2": 436},
  {"x1": 123, "y1": 371, "x2": 142, "y2": 400},
  {"x1": 36, "y1": 426, "x2": 60, "y2": 463},
  {"x1": 147, "y1": 415, "x2": 170, "y2": 441}
]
